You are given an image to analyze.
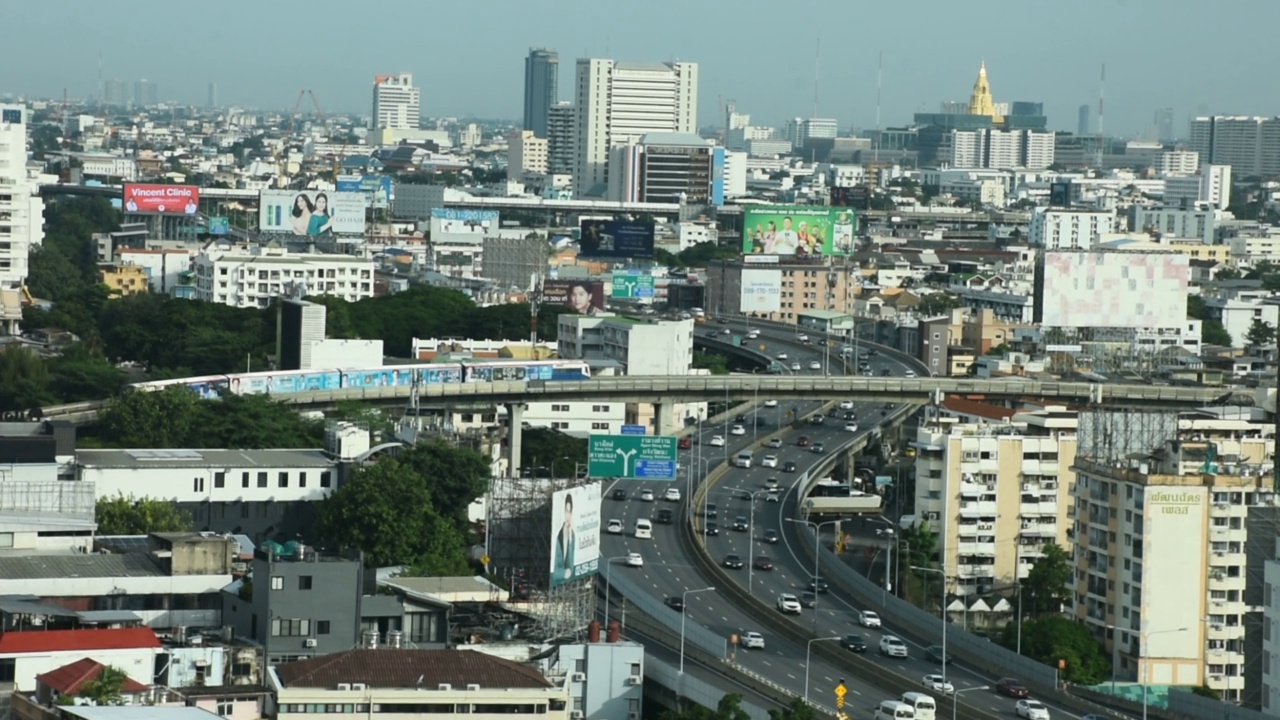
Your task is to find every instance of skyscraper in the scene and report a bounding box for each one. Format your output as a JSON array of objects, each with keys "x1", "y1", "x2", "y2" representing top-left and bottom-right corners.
[
  {"x1": 1077, "y1": 104, "x2": 1091, "y2": 136},
  {"x1": 546, "y1": 101, "x2": 576, "y2": 175},
  {"x1": 371, "y1": 73, "x2": 420, "y2": 130},
  {"x1": 0, "y1": 105, "x2": 45, "y2": 293},
  {"x1": 523, "y1": 48, "x2": 558, "y2": 138},
  {"x1": 573, "y1": 59, "x2": 699, "y2": 197},
  {"x1": 134, "y1": 79, "x2": 158, "y2": 106},
  {"x1": 103, "y1": 79, "x2": 126, "y2": 106},
  {"x1": 207, "y1": 82, "x2": 218, "y2": 108},
  {"x1": 1189, "y1": 116, "x2": 1280, "y2": 178},
  {"x1": 1154, "y1": 107, "x2": 1175, "y2": 142}
]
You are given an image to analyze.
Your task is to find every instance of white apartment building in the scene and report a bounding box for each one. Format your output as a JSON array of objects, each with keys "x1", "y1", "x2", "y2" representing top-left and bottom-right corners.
[
  {"x1": 948, "y1": 129, "x2": 1055, "y2": 170},
  {"x1": 1132, "y1": 206, "x2": 1219, "y2": 244},
  {"x1": 1028, "y1": 208, "x2": 1115, "y2": 249},
  {"x1": 785, "y1": 117, "x2": 838, "y2": 148},
  {"x1": 78, "y1": 154, "x2": 138, "y2": 181},
  {"x1": 1203, "y1": 286, "x2": 1280, "y2": 347},
  {"x1": 1161, "y1": 150, "x2": 1201, "y2": 176},
  {"x1": 1072, "y1": 416, "x2": 1274, "y2": 703},
  {"x1": 0, "y1": 104, "x2": 45, "y2": 289},
  {"x1": 726, "y1": 125, "x2": 775, "y2": 152},
  {"x1": 1228, "y1": 234, "x2": 1280, "y2": 266},
  {"x1": 1262, "y1": 537, "x2": 1280, "y2": 715},
  {"x1": 913, "y1": 404, "x2": 1077, "y2": 596},
  {"x1": 193, "y1": 245, "x2": 375, "y2": 308},
  {"x1": 371, "y1": 73, "x2": 421, "y2": 131},
  {"x1": 509, "y1": 130, "x2": 549, "y2": 175},
  {"x1": 573, "y1": 59, "x2": 698, "y2": 196},
  {"x1": 1201, "y1": 164, "x2": 1233, "y2": 209},
  {"x1": 117, "y1": 247, "x2": 193, "y2": 294},
  {"x1": 1189, "y1": 116, "x2": 1280, "y2": 178}
]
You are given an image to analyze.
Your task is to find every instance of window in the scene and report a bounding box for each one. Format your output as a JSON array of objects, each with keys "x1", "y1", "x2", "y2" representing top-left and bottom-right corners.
[
  {"x1": 0, "y1": 533, "x2": 12, "y2": 549},
  {"x1": 270, "y1": 576, "x2": 284, "y2": 590},
  {"x1": 321, "y1": 471, "x2": 332, "y2": 488},
  {"x1": 242, "y1": 472, "x2": 250, "y2": 488},
  {"x1": 256, "y1": 472, "x2": 267, "y2": 488},
  {"x1": 217, "y1": 699, "x2": 234, "y2": 717},
  {"x1": 271, "y1": 618, "x2": 311, "y2": 636},
  {"x1": 299, "y1": 472, "x2": 307, "y2": 488},
  {"x1": 299, "y1": 575, "x2": 313, "y2": 590},
  {"x1": 279, "y1": 472, "x2": 289, "y2": 488},
  {"x1": 214, "y1": 471, "x2": 226, "y2": 489},
  {"x1": 193, "y1": 477, "x2": 205, "y2": 493},
  {"x1": 317, "y1": 620, "x2": 331, "y2": 635}
]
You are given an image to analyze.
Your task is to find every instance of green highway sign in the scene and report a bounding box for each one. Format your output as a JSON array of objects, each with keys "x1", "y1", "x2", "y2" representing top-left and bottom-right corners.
[
  {"x1": 611, "y1": 272, "x2": 655, "y2": 299},
  {"x1": 588, "y1": 434, "x2": 677, "y2": 479}
]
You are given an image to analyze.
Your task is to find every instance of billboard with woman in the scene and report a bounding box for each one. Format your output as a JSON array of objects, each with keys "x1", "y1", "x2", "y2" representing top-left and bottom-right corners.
[{"x1": 258, "y1": 190, "x2": 367, "y2": 237}]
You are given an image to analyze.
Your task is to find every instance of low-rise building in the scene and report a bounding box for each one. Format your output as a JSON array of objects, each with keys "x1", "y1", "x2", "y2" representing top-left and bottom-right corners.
[
  {"x1": 97, "y1": 264, "x2": 149, "y2": 297},
  {"x1": 192, "y1": 246, "x2": 375, "y2": 308}
]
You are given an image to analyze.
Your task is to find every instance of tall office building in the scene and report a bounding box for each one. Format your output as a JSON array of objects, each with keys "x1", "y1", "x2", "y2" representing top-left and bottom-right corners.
[
  {"x1": 573, "y1": 59, "x2": 698, "y2": 197},
  {"x1": 371, "y1": 73, "x2": 421, "y2": 131},
  {"x1": 207, "y1": 82, "x2": 218, "y2": 108},
  {"x1": 1189, "y1": 116, "x2": 1280, "y2": 178},
  {"x1": 1077, "y1": 104, "x2": 1091, "y2": 136},
  {"x1": 103, "y1": 79, "x2": 126, "y2": 106},
  {"x1": 523, "y1": 48, "x2": 559, "y2": 137},
  {"x1": 134, "y1": 79, "x2": 158, "y2": 106},
  {"x1": 546, "y1": 101, "x2": 576, "y2": 176},
  {"x1": 784, "y1": 117, "x2": 839, "y2": 149},
  {"x1": 0, "y1": 105, "x2": 46, "y2": 290},
  {"x1": 1154, "y1": 107, "x2": 1175, "y2": 142}
]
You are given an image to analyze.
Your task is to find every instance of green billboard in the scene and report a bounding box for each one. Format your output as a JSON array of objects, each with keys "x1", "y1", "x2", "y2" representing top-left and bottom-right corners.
[
  {"x1": 588, "y1": 435, "x2": 677, "y2": 480},
  {"x1": 742, "y1": 205, "x2": 856, "y2": 256},
  {"x1": 611, "y1": 272, "x2": 655, "y2": 299}
]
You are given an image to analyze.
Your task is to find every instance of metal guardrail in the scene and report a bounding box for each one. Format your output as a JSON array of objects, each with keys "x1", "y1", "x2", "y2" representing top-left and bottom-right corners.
[{"x1": 643, "y1": 656, "x2": 773, "y2": 720}]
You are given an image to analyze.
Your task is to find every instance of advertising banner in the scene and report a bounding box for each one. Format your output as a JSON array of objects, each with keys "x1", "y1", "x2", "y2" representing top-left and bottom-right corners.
[
  {"x1": 430, "y1": 208, "x2": 499, "y2": 244},
  {"x1": 578, "y1": 219, "x2": 656, "y2": 259},
  {"x1": 336, "y1": 175, "x2": 393, "y2": 209},
  {"x1": 742, "y1": 205, "x2": 855, "y2": 256},
  {"x1": 207, "y1": 216, "x2": 230, "y2": 235},
  {"x1": 543, "y1": 280, "x2": 605, "y2": 315},
  {"x1": 611, "y1": 272, "x2": 655, "y2": 299},
  {"x1": 740, "y1": 268, "x2": 782, "y2": 313},
  {"x1": 123, "y1": 184, "x2": 200, "y2": 215},
  {"x1": 550, "y1": 482, "x2": 601, "y2": 587},
  {"x1": 259, "y1": 190, "x2": 366, "y2": 237}
]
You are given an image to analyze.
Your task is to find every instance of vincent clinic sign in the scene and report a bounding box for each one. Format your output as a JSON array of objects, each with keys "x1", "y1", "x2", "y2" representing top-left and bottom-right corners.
[{"x1": 123, "y1": 184, "x2": 200, "y2": 215}]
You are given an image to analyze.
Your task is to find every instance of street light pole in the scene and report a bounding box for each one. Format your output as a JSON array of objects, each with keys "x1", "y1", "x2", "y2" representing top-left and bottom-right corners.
[
  {"x1": 788, "y1": 517, "x2": 842, "y2": 633},
  {"x1": 869, "y1": 516, "x2": 897, "y2": 601},
  {"x1": 1141, "y1": 627, "x2": 1189, "y2": 720},
  {"x1": 952, "y1": 686, "x2": 990, "y2": 720},
  {"x1": 1104, "y1": 623, "x2": 1120, "y2": 694},
  {"x1": 729, "y1": 487, "x2": 769, "y2": 595},
  {"x1": 603, "y1": 556, "x2": 628, "y2": 627},
  {"x1": 679, "y1": 587, "x2": 716, "y2": 675},
  {"x1": 912, "y1": 565, "x2": 950, "y2": 685},
  {"x1": 804, "y1": 636, "x2": 841, "y2": 703}
]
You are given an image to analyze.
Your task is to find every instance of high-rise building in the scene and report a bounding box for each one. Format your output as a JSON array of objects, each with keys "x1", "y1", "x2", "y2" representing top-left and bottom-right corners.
[
  {"x1": 606, "y1": 133, "x2": 723, "y2": 206},
  {"x1": 133, "y1": 79, "x2": 158, "y2": 106},
  {"x1": 508, "y1": 130, "x2": 548, "y2": 176},
  {"x1": 523, "y1": 48, "x2": 559, "y2": 138},
  {"x1": 207, "y1": 82, "x2": 218, "y2": 108},
  {"x1": 725, "y1": 102, "x2": 749, "y2": 131},
  {"x1": 573, "y1": 59, "x2": 699, "y2": 197},
  {"x1": 1078, "y1": 104, "x2": 1091, "y2": 136},
  {"x1": 1154, "y1": 107, "x2": 1175, "y2": 142},
  {"x1": 371, "y1": 73, "x2": 420, "y2": 131},
  {"x1": 103, "y1": 79, "x2": 126, "y2": 106},
  {"x1": 546, "y1": 101, "x2": 576, "y2": 176},
  {"x1": 784, "y1": 118, "x2": 838, "y2": 149},
  {"x1": 1010, "y1": 101, "x2": 1044, "y2": 117},
  {"x1": 946, "y1": 128, "x2": 1054, "y2": 170},
  {"x1": 0, "y1": 104, "x2": 45, "y2": 292},
  {"x1": 1189, "y1": 116, "x2": 1280, "y2": 178}
]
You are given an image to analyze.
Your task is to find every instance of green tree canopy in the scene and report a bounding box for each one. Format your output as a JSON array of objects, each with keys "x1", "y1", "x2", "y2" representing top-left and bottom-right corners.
[
  {"x1": 96, "y1": 494, "x2": 193, "y2": 535},
  {"x1": 520, "y1": 427, "x2": 587, "y2": 478},
  {"x1": 1000, "y1": 615, "x2": 1110, "y2": 685},
  {"x1": 917, "y1": 292, "x2": 963, "y2": 317},
  {"x1": 91, "y1": 387, "x2": 324, "y2": 449},
  {"x1": 692, "y1": 351, "x2": 730, "y2": 375},
  {"x1": 769, "y1": 698, "x2": 818, "y2": 720},
  {"x1": 660, "y1": 693, "x2": 751, "y2": 720},
  {"x1": 1023, "y1": 542, "x2": 1073, "y2": 616},
  {"x1": 1245, "y1": 319, "x2": 1275, "y2": 348}
]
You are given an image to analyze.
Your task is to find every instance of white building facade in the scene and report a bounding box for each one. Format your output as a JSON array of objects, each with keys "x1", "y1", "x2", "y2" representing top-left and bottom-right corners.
[
  {"x1": 371, "y1": 73, "x2": 421, "y2": 131},
  {"x1": 1028, "y1": 208, "x2": 1115, "y2": 250},
  {"x1": 193, "y1": 246, "x2": 375, "y2": 308},
  {"x1": 0, "y1": 104, "x2": 45, "y2": 288}
]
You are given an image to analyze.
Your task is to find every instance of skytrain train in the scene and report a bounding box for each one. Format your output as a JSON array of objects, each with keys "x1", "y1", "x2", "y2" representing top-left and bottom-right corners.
[{"x1": 130, "y1": 360, "x2": 593, "y2": 400}]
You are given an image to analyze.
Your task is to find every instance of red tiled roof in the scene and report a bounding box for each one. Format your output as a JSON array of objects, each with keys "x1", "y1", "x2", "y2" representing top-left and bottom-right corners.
[
  {"x1": 276, "y1": 649, "x2": 552, "y2": 690},
  {"x1": 37, "y1": 657, "x2": 149, "y2": 695},
  {"x1": 941, "y1": 395, "x2": 1016, "y2": 422},
  {"x1": 0, "y1": 628, "x2": 161, "y2": 654}
]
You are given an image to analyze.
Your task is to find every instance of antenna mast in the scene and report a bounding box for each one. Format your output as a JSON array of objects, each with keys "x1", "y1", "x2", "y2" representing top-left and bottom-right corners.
[
  {"x1": 874, "y1": 51, "x2": 883, "y2": 165},
  {"x1": 813, "y1": 38, "x2": 821, "y2": 119},
  {"x1": 1096, "y1": 63, "x2": 1106, "y2": 168}
]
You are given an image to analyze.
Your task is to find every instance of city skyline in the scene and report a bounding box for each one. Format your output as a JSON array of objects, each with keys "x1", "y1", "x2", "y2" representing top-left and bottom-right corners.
[{"x1": 3, "y1": 0, "x2": 1280, "y2": 136}]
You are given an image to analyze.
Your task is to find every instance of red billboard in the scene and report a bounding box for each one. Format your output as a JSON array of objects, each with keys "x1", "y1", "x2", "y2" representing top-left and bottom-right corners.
[{"x1": 123, "y1": 184, "x2": 201, "y2": 215}]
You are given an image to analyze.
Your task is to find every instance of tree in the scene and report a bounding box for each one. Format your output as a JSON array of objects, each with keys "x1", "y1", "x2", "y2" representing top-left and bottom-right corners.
[
  {"x1": 692, "y1": 351, "x2": 730, "y2": 375},
  {"x1": 916, "y1": 292, "x2": 963, "y2": 318},
  {"x1": 1000, "y1": 616, "x2": 1109, "y2": 685},
  {"x1": 1186, "y1": 295, "x2": 1208, "y2": 321},
  {"x1": 0, "y1": 347, "x2": 55, "y2": 413},
  {"x1": 91, "y1": 387, "x2": 324, "y2": 449},
  {"x1": 1245, "y1": 319, "x2": 1275, "y2": 348},
  {"x1": 661, "y1": 693, "x2": 750, "y2": 720},
  {"x1": 521, "y1": 428, "x2": 588, "y2": 478},
  {"x1": 1202, "y1": 321, "x2": 1232, "y2": 347},
  {"x1": 78, "y1": 665, "x2": 130, "y2": 706},
  {"x1": 96, "y1": 494, "x2": 192, "y2": 535},
  {"x1": 769, "y1": 698, "x2": 818, "y2": 720},
  {"x1": 1022, "y1": 542, "x2": 1072, "y2": 616}
]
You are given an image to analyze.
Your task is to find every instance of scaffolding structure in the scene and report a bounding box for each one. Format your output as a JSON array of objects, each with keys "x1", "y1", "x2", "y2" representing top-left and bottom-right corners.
[
  {"x1": 1043, "y1": 327, "x2": 1193, "y2": 376},
  {"x1": 1076, "y1": 408, "x2": 1179, "y2": 463},
  {"x1": 487, "y1": 475, "x2": 596, "y2": 642}
]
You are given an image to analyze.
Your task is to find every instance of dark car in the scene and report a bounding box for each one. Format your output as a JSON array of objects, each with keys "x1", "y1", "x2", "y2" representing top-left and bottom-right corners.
[
  {"x1": 783, "y1": 461, "x2": 798, "y2": 472},
  {"x1": 763, "y1": 529, "x2": 780, "y2": 544},
  {"x1": 809, "y1": 415, "x2": 825, "y2": 425},
  {"x1": 817, "y1": 339, "x2": 828, "y2": 346},
  {"x1": 678, "y1": 436, "x2": 692, "y2": 449},
  {"x1": 722, "y1": 553, "x2": 744, "y2": 569},
  {"x1": 733, "y1": 516, "x2": 749, "y2": 531},
  {"x1": 800, "y1": 592, "x2": 819, "y2": 608},
  {"x1": 841, "y1": 634, "x2": 868, "y2": 653},
  {"x1": 704, "y1": 522, "x2": 719, "y2": 536},
  {"x1": 796, "y1": 436, "x2": 811, "y2": 447},
  {"x1": 664, "y1": 596, "x2": 685, "y2": 612},
  {"x1": 753, "y1": 556, "x2": 774, "y2": 571},
  {"x1": 811, "y1": 442, "x2": 826, "y2": 454},
  {"x1": 656, "y1": 509, "x2": 675, "y2": 524},
  {"x1": 703, "y1": 503, "x2": 718, "y2": 518},
  {"x1": 925, "y1": 645, "x2": 948, "y2": 665},
  {"x1": 734, "y1": 414, "x2": 747, "y2": 424},
  {"x1": 807, "y1": 578, "x2": 830, "y2": 593},
  {"x1": 843, "y1": 411, "x2": 857, "y2": 420},
  {"x1": 612, "y1": 489, "x2": 627, "y2": 501},
  {"x1": 879, "y1": 368, "x2": 892, "y2": 376},
  {"x1": 997, "y1": 678, "x2": 1029, "y2": 698}
]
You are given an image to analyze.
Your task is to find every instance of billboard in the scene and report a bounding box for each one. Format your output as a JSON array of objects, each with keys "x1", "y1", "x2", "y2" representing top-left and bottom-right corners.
[
  {"x1": 336, "y1": 175, "x2": 393, "y2": 209},
  {"x1": 611, "y1": 271, "x2": 655, "y2": 299},
  {"x1": 578, "y1": 219, "x2": 656, "y2": 259},
  {"x1": 742, "y1": 205, "x2": 855, "y2": 256},
  {"x1": 550, "y1": 482, "x2": 602, "y2": 587},
  {"x1": 259, "y1": 190, "x2": 366, "y2": 237},
  {"x1": 1040, "y1": 250, "x2": 1189, "y2": 329},
  {"x1": 588, "y1": 435, "x2": 677, "y2": 480},
  {"x1": 206, "y1": 216, "x2": 230, "y2": 235},
  {"x1": 740, "y1": 268, "x2": 782, "y2": 313},
  {"x1": 431, "y1": 208, "x2": 499, "y2": 245},
  {"x1": 543, "y1": 280, "x2": 605, "y2": 315},
  {"x1": 123, "y1": 184, "x2": 200, "y2": 215}
]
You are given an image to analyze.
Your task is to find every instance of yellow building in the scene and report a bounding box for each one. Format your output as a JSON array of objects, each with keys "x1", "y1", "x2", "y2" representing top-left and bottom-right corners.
[
  {"x1": 97, "y1": 263, "x2": 148, "y2": 297},
  {"x1": 966, "y1": 62, "x2": 1004, "y2": 124}
]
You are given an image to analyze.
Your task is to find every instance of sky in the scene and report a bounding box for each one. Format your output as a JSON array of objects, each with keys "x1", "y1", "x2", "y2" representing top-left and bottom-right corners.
[{"x1": 5, "y1": 0, "x2": 1279, "y2": 138}]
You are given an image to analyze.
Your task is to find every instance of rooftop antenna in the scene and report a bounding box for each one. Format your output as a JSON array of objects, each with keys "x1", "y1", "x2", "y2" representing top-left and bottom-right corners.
[
  {"x1": 96, "y1": 51, "x2": 103, "y2": 111},
  {"x1": 874, "y1": 50, "x2": 883, "y2": 165},
  {"x1": 813, "y1": 37, "x2": 821, "y2": 119},
  {"x1": 1096, "y1": 63, "x2": 1106, "y2": 168}
]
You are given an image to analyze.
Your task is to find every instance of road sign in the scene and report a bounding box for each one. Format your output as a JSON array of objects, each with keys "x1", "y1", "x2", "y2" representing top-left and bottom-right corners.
[
  {"x1": 611, "y1": 272, "x2": 655, "y2": 299},
  {"x1": 480, "y1": 554, "x2": 490, "y2": 566},
  {"x1": 620, "y1": 424, "x2": 647, "y2": 436},
  {"x1": 836, "y1": 682, "x2": 847, "y2": 708},
  {"x1": 588, "y1": 435, "x2": 677, "y2": 480}
]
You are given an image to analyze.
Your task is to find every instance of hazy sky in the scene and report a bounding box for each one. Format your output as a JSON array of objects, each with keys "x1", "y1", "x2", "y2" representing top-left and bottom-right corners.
[{"x1": 6, "y1": 0, "x2": 1279, "y2": 137}]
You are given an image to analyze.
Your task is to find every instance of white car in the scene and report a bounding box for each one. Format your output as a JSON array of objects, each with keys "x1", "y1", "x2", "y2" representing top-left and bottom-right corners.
[
  {"x1": 790, "y1": 362, "x2": 801, "y2": 371},
  {"x1": 797, "y1": 334, "x2": 809, "y2": 342},
  {"x1": 839, "y1": 400, "x2": 854, "y2": 410},
  {"x1": 709, "y1": 435, "x2": 726, "y2": 447},
  {"x1": 878, "y1": 635, "x2": 908, "y2": 658},
  {"x1": 766, "y1": 438, "x2": 783, "y2": 448},
  {"x1": 606, "y1": 519, "x2": 624, "y2": 535},
  {"x1": 776, "y1": 594, "x2": 802, "y2": 614},
  {"x1": 639, "y1": 489, "x2": 655, "y2": 502},
  {"x1": 858, "y1": 610, "x2": 882, "y2": 628},
  {"x1": 776, "y1": 352, "x2": 788, "y2": 361},
  {"x1": 844, "y1": 423, "x2": 859, "y2": 432},
  {"x1": 720, "y1": 327, "x2": 732, "y2": 335},
  {"x1": 1016, "y1": 701, "x2": 1050, "y2": 720},
  {"x1": 761, "y1": 455, "x2": 779, "y2": 468},
  {"x1": 764, "y1": 399, "x2": 778, "y2": 407},
  {"x1": 730, "y1": 424, "x2": 746, "y2": 436},
  {"x1": 809, "y1": 360, "x2": 822, "y2": 370},
  {"x1": 741, "y1": 631, "x2": 765, "y2": 649},
  {"x1": 625, "y1": 552, "x2": 644, "y2": 568},
  {"x1": 922, "y1": 674, "x2": 955, "y2": 694},
  {"x1": 664, "y1": 487, "x2": 681, "y2": 502},
  {"x1": 904, "y1": 369, "x2": 917, "y2": 377}
]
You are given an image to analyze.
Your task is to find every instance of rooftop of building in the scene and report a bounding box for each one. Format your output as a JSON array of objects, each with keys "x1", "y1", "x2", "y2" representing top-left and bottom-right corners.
[
  {"x1": 0, "y1": 627, "x2": 161, "y2": 654},
  {"x1": 37, "y1": 657, "x2": 150, "y2": 695},
  {"x1": 640, "y1": 132, "x2": 710, "y2": 148},
  {"x1": 1073, "y1": 456, "x2": 1275, "y2": 489},
  {"x1": 76, "y1": 448, "x2": 335, "y2": 469},
  {"x1": 0, "y1": 552, "x2": 168, "y2": 580},
  {"x1": 274, "y1": 648, "x2": 553, "y2": 690},
  {"x1": 941, "y1": 396, "x2": 1018, "y2": 422},
  {"x1": 58, "y1": 707, "x2": 224, "y2": 720},
  {"x1": 381, "y1": 575, "x2": 504, "y2": 605}
]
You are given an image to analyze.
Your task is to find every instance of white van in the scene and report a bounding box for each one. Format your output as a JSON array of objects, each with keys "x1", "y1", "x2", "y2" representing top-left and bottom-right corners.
[
  {"x1": 734, "y1": 451, "x2": 753, "y2": 468},
  {"x1": 634, "y1": 519, "x2": 653, "y2": 539},
  {"x1": 900, "y1": 693, "x2": 936, "y2": 720},
  {"x1": 875, "y1": 701, "x2": 916, "y2": 720}
]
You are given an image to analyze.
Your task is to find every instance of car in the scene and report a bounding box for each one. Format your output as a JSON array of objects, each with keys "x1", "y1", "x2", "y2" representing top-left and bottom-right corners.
[
  {"x1": 880, "y1": 368, "x2": 892, "y2": 376},
  {"x1": 761, "y1": 455, "x2": 779, "y2": 468},
  {"x1": 776, "y1": 594, "x2": 802, "y2": 614},
  {"x1": 639, "y1": 489, "x2": 655, "y2": 502},
  {"x1": 718, "y1": 317, "x2": 730, "y2": 324},
  {"x1": 678, "y1": 436, "x2": 692, "y2": 450},
  {"x1": 997, "y1": 678, "x2": 1029, "y2": 698},
  {"x1": 703, "y1": 503, "x2": 718, "y2": 518},
  {"x1": 746, "y1": 330, "x2": 760, "y2": 339},
  {"x1": 776, "y1": 352, "x2": 788, "y2": 360},
  {"x1": 923, "y1": 674, "x2": 955, "y2": 695},
  {"x1": 811, "y1": 442, "x2": 825, "y2": 454},
  {"x1": 730, "y1": 424, "x2": 746, "y2": 436},
  {"x1": 764, "y1": 399, "x2": 778, "y2": 407},
  {"x1": 766, "y1": 437, "x2": 783, "y2": 448},
  {"x1": 790, "y1": 362, "x2": 801, "y2": 371},
  {"x1": 704, "y1": 522, "x2": 719, "y2": 536},
  {"x1": 709, "y1": 435, "x2": 726, "y2": 447},
  {"x1": 763, "y1": 529, "x2": 779, "y2": 544},
  {"x1": 878, "y1": 635, "x2": 908, "y2": 658},
  {"x1": 765, "y1": 477, "x2": 779, "y2": 490},
  {"x1": 606, "y1": 519, "x2": 624, "y2": 534},
  {"x1": 817, "y1": 339, "x2": 828, "y2": 346},
  {"x1": 723, "y1": 553, "x2": 744, "y2": 569},
  {"x1": 664, "y1": 596, "x2": 685, "y2": 612},
  {"x1": 809, "y1": 360, "x2": 822, "y2": 370},
  {"x1": 720, "y1": 327, "x2": 732, "y2": 335},
  {"x1": 733, "y1": 516, "x2": 749, "y2": 531},
  {"x1": 765, "y1": 490, "x2": 781, "y2": 502},
  {"x1": 625, "y1": 552, "x2": 644, "y2": 568},
  {"x1": 1016, "y1": 700, "x2": 1050, "y2": 720},
  {"x1": 925, "y1": 645, "x2": 948, "y2": 665},
  {"x1": 664, "y1": 487, "x2": 681, "y2": 502},
  {"x1": 612, "y1": 489, "x2": 627, "y2": 501},
  {"x1": 858, "y1": 610, "x2": 882, "y2": 628},
  {"x1": 741, "y1": 631, "x2": 765, "y2": 649},
  {"x1": 844, "y1": 423, "x2": 859, "y2": 432},
  {"x1": 796, "y1": 436, "x2": 811, "y2": 447},
  {"x1": 800, "y1": 592, "x2": 819, "y2": 608},
  {"x1": 783, "y1": 461, "x2": 798, "y2": 472},
  {"x1": 839, "y1": 400, "x2": 854, "y2": 410},
  {"x1": 797, "y1": 334, "x2": 809, "y2": 342},
  {"x1": 840, "y1": 634, "x2": 868, "y2": 652},
  {"x1": 733, "y1": 414, "x2": 747, "y2": 423},
  {"x1": 754, "y1": 556, "x2": 774, "y2": 571},
  {"x1": 904, "y1": 369, "x2": 917, "y2": 377},
  {"x1": 807, "y1": 578, "x2": 830, "y2": 593},
  {"x1": 809, "y1": 414, "x2": 825, "y2": 425},
  {"x1": 656, "y1": 509, "x2": 675, "y2": 524},
  {"x1": 843, "y1": 411, "x2": 857, "y2": 420}
]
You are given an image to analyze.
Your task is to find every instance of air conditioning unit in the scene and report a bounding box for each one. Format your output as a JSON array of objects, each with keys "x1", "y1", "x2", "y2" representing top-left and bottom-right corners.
[
  {"x1": 572, "y1": 673, "x2": 586, "y2": 682},
  {"x1": 304, "y1": 638, "x2": 318, "y2": 648},
  {"x1": 337, "y1": 683, "x2": 351, "y2": 691},
  {"x1": 352, "y1": 684, "x2": 366, "y2": 692},
  {"x1": 571, "y1": 712, "x2": 584, "y2": 719},
  {"x1": 438, "y1": 684, "x2": 452, "y2": 691},
  {"x1": 466, "y1": 684, "x2": 480, "y2": 692},
  {"x1": 627, "y1": 676, "x2": 642, "y2": 686}
]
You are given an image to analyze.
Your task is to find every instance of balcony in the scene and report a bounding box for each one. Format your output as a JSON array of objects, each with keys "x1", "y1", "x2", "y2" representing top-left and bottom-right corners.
[{"x1": 956, "y1": 564, "x2": 996, "y2": 579}]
